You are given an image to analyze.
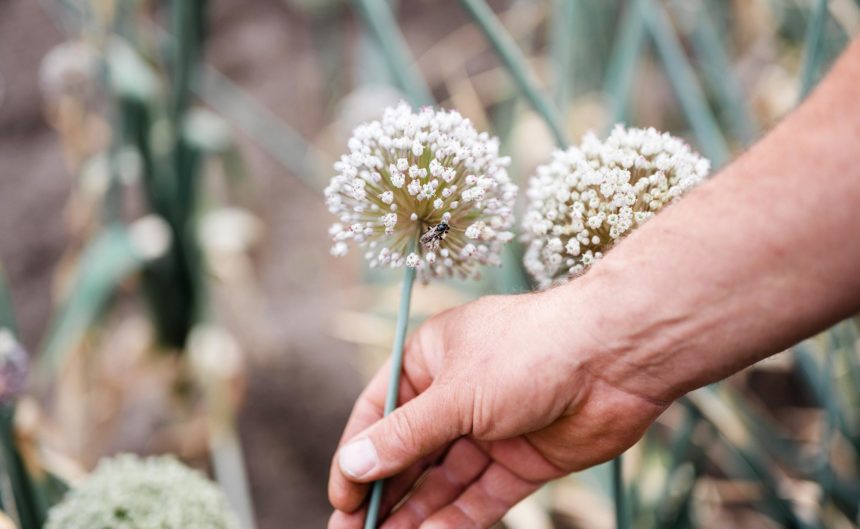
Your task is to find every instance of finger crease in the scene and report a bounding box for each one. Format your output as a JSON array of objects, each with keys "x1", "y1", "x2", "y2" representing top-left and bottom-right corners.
[
  {"x1": 476, "y1": 477, "x2": 509, "y2": 511},
  {"x1": 451, "y1": 502, "x2": 481, "y2": 529},
  {"x1": 439, "y1": 463, "x2": 466, "y2": 489},
  {"x1": 405, "y1": 497, "x2": 428, "y2": 521}
]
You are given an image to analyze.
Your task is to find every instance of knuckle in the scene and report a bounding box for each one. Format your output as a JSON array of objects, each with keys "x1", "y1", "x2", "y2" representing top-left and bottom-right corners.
[
  {"x1": 386, "y1": 408, "x2": 420, "y2": 455},
  {"x1": 431, "y1": 379, "x2": 472, "y2": 436}
]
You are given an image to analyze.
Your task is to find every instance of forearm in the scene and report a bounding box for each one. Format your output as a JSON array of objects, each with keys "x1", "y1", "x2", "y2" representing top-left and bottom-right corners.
[{"x1": 560, "y1": 38, "x2": 860, "y2": 403}]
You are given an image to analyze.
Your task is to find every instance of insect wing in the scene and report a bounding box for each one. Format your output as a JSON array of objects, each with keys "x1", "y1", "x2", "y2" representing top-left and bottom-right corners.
[{"x1": 420, "y1": 229, "x2": 436, "y2": 245}]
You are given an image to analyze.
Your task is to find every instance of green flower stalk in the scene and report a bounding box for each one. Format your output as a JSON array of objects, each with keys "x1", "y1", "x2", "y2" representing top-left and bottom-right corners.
[
  {"x1": 45, "y1": 454, "x2": 238, "y2": 529},
  {"x1": 327, "y1": 102, "x2": 517, "y2": 528}
]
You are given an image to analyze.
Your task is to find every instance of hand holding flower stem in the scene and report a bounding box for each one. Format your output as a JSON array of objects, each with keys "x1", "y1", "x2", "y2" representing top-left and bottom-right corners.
[{"x1": 326, "y1": 103, "x2": 518, "y2": 528}]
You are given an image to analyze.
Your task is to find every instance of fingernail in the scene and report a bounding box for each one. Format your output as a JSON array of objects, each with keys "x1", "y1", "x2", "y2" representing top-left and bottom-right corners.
[{"x1": 339, "y1": 438, "x2": 378, "y2": 478}]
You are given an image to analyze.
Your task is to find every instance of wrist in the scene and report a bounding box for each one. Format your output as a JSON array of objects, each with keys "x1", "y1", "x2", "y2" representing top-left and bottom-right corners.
[{"x1": 548, "y1": 254, "x2": 697, "y2": 405}]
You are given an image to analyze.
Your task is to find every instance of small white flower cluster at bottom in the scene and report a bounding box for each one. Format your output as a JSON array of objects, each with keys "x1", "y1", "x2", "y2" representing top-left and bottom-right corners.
[{"x1": 45, "y1": 454, "x2": 238, "y2": 529}]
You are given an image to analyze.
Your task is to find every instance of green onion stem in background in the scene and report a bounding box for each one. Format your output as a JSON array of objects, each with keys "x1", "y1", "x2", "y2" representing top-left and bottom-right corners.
[
  {"x1": 549, "y1": 0, "x2": 576, "y2": 114},
  {"x1": 458, "y1": 0, "x2": 568, "y2": 147},
  {"x1": 352, "y1": 0, "x2": 433, "y2": 107},
  {"x1": 0, "y1": 264, "x2": 17, "y2": 335},
  {"x1": 603, "y1": 0, "x2": 647, "y2": 130},
  {"x1": 364, "y1": 253, "x2": 417, "y2": 529},
  {"x1": 612, "y1": 455, "x2": 630, "y2": 529},
  {"x1": 0, "y1": 404, "x2": 50, "y2": 529},
  {"x1": 641, "y1": 0, "x2": 730, "y2": 166},
  {"x1": 799, "y1": 0, "x2": 829, "y2": 99},
  {"x1": 682, "y1": 0, "x2": 759, "y2": 146}
]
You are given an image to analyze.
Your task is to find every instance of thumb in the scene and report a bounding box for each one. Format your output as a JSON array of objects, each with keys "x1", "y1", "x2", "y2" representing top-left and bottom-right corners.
[{"x1": 337, "y1": 385, "x2": 466, "y2": 482}]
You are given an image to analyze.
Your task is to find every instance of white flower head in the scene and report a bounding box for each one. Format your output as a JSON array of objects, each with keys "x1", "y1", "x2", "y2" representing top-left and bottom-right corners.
[
  {"x1": 0, "y1": 329, "x2": 28, "y2": 403},
  {"x1": 45, "y1": 454, "x2": 238, "y2": 529},
  {"x1": 326, "y1": 102, "x2": 518, "y2": 280},
  {"x1": 522, "y1": 125, "x2": 710, "y2": 289}
]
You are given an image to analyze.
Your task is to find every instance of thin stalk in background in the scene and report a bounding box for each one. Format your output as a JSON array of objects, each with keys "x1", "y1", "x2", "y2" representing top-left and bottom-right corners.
[
  {"x1": 612, "y1": 455, "x2": 630, "y2": 529},
  {"x1": 458, "y1": 0, "x2": 568, "y2": 146},
  {"x1": 641, "y1": 0, "x2": 731, "y2": 166},
  {"x1": 170, "y1": 0, "x2": 205, "y2": 121},
  {"x1": 549, "y1": 0, "x2": 577, "y2": 114},
  {"x1": 816, "y1": 330, "x2": 838, "y2": 515},
  {"x1": 799, "y1": 0, "x2": 830, "y2": 99},
  {"x1": 364, "y1": 261, "x2": 417, "y2": 529},
  {"x1": 653, "y1": 402, "x2": 703, "y2": 527},
  {"x1": 0, "y1": 405, "x2": 24, "y2": 529},
  {"x1": 603, "y1": 0, "x2": 647, "y2": 130},
  {"x1": 681, "y1": 0, "x2": 760, "y2": 146},
  {"x1": 197, "y1": 65, "x2": 331, "y2": 193},
  {"x1": 490, "y1": 97, "x2": 533, "y2": 294},
  {"x1": 0, "y1": 265, "x2": 17, "y2": 336},
  {"x1": 199, "y1": 360, "x2": 258, "y2": 529},
  {"x1": 0, "y1": 312, "x2": 60, "y2": 527},
  {"x1": 0, "y1": 401, "x2": 58, "y2": 529},
  {"x1": 352, "y1": 0, "x2": 434, "y2": 107}
]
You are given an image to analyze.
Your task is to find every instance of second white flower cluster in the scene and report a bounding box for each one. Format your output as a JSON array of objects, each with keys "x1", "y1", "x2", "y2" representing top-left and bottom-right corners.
[{"x1": 522, "y1": 125, "x2": 710, "y2": 289}]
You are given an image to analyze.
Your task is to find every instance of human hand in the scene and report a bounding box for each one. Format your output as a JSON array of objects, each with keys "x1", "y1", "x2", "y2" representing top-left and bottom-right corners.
[{"x1": 327, "y1": 284, "x2": 669, "y2": 529}]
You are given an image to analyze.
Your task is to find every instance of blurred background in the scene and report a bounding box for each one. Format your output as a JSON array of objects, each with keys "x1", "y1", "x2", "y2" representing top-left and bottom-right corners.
[{"x1": 0, "y1": 0, "x2": 858, "y2": 528}]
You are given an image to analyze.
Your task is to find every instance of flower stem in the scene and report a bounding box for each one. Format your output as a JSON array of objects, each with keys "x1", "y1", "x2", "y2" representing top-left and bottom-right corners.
[
  {"x1": 613, "y1": 455, "x2": 630, "y2": 529},
  {"x1": 364, "y1": 261, "x2": 417, "y2": 529}
]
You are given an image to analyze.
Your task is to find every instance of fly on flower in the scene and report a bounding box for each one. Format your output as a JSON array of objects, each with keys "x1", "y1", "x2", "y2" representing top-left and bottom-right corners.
[
  {"x1": 419, "y1": 221, "x2": 450, "y2": 251},
  {"x1": 326, "y1": 102, "x2": 518, "y2": 281}
]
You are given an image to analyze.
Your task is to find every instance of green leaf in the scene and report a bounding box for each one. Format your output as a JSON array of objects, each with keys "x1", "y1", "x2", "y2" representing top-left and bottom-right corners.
[{"x1": 37, "y1": 225, "x2": 151, "y2": 379}]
